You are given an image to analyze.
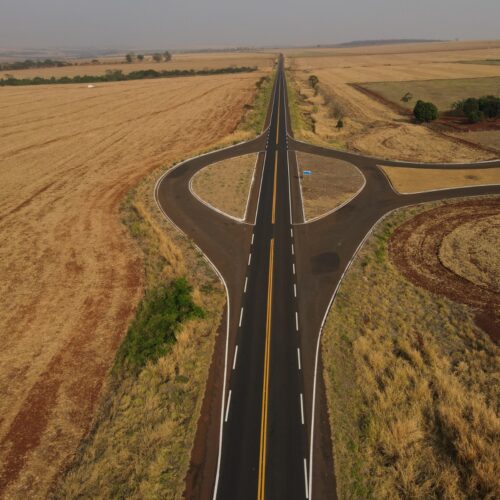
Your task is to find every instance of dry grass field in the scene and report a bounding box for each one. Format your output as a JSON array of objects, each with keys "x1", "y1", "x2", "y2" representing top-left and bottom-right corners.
[
  {"x1": 2, "y1": 51, "x2": 275, "y2": 79},
  {"x1": 0, "y1": 59, "x2": 272, "y2": 498},
  {"x1": 191, "y1": 153, "x2": 257, "y2": 219},
  {"x1": 361, "y1": 76, "x2": 500, "y2": 112},
  {"x1": 286, "y1": 40, "x2": 500, "y2": 162},
  {"x1": 322, "y1": 196, "x2": 500, "y2": 499},
  {"x1": 296, "y1": 152, "x2": 364, "y2": 220},
  {"x1": 379, "y1": 165, "x2": 500, "y2": 193}
]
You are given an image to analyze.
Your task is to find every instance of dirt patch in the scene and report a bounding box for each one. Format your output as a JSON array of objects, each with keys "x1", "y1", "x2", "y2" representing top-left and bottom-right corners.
[
  {"x1": 296, "y1": 152, "x2": 364, "y2": 220},
  {"x1": 389, "y1": 198, "x2": 500, "y2": 341},
  {"x1": 191, "y1": 153, "x2": 257, "y2": 219},
  {"x1": 379, "y1": 165, "x2": 500, "y2": 193}
]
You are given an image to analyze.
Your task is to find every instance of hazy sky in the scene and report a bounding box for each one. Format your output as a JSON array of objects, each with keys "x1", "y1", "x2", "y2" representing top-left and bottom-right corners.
[{"x1": 1, "y1": 0, "x2": 499, "y2": 50}]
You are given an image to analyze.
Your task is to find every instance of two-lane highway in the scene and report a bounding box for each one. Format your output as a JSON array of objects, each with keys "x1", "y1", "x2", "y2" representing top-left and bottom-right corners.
[{"x1": 217, "y1": 57, "x2": 309, "y2": 500}]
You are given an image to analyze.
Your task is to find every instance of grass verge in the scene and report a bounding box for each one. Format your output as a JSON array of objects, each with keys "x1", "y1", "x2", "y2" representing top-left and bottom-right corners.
[
  {"x1": 322, "y1": 197, "x2": 500, "y2": 499},
  {"x1": 239, "y1": 72, "x2": 275, "y2": 135}
]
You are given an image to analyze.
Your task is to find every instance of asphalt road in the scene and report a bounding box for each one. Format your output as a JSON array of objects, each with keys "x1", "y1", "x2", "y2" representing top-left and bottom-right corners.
[{"x1": 155, "y1": 56, "x2": 500, "y2": 500}]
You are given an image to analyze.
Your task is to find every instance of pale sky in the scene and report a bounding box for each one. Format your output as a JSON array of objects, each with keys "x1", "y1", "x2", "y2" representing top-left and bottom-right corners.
[{"x1": 0, "y1": 0, "x2": 499, "y2": 50}]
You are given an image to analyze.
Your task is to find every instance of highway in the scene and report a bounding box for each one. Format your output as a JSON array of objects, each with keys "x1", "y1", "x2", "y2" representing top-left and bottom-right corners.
[{"x1": 155, "y1": 56, "x2": 500, "y2": 500}]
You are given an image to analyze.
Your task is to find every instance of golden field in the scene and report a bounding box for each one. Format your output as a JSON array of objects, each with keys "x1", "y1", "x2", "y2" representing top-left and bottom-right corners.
[
  {"x1": 379, "y1": 165, "x2": 500, "y2": 193},
  {"x1": 1, "y1": 51, "x2": 275, "y2": 78},
  {"x1": 0, "y1": 60, "x2": 272, "y2": 497},
  {"x1": 286, "y1": 40, "x2": 500, "y2": 162}
]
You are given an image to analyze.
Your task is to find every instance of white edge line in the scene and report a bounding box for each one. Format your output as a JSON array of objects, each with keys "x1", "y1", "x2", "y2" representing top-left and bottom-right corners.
[
  {"x1": 154, "y1": 164, "x2": 231, "y2": 500},
  {"x1": 304, "y1": 458, "x2": 309, "y2": 499},
  {"x1": 224, "y1": 390, "x2": 232, "y2": 422},
  {"x1": 287, "y1": 149, "x2": 294, "y2": 224},
  {"x1": 294, "y1": 154, "x2": 367, "y2": 226},
  {"x1": 305, "y1": 192, "x2": 500, "y2": 499},
  {"x1": 254, "y1": 150, "x2": 268, "y2": 224},
  {"x1": 232, "y1": 346, "x2": 238, "y2": 370}
]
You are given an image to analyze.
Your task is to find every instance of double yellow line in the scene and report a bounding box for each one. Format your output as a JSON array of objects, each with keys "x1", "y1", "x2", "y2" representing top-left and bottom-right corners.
[
  {"x1": 257, "y1": 74, "x2": 281, "y2": 500},
  {"x1": 257, "y1": 238, "x2": 274, "y2": 500}
]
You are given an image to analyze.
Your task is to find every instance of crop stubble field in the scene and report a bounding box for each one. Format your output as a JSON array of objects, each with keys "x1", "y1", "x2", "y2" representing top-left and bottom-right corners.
[
  {"x1": 0, "y1": 52, "x2": 273, "y2": 497},
  {"x1": 286, "y1": 40, "x2": 500, "y2": 162}
]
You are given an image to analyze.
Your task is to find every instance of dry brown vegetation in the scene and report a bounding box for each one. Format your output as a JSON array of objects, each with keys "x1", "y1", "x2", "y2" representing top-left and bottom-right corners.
[
  {"x1": 2, "y1": 51, "x2": 275, "y2": 78},
  {"x1": 296, "y1": 152, "x2": 364, "y2": 220},
  {"x1": 286, "y1": 40, "x2": 500, "y2": 162},
  {"x1": 191, "y1": 153, "x2": 257, "y2": 219},
  {"x1": 379, "y1": 165, "x2": 500, "y2": 193},
  {"x1": 322, "y1": 196, "x2": 500, "y2": 499},
  {"x1": 0, "y1": 58, "x2": 272, "y2": 498}
]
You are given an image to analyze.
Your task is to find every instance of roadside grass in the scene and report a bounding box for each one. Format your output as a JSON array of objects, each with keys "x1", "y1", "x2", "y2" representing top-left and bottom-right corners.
[
  {"x1": 55, "y1": 69, "x2": 274, "y2": 499},
  {"x1": 285, "y1": 67, "x2": 346, "y2": 149},
  {"x1": 322, "y1": 198, "x2": 500, "y2": 499},
  {"x1": 360, "y1": 76, "x2": 500, "y2": 112},
  {"x1": 239, "y1": 73, "x2": 275, "y2": 135},
  {"x1": 191, "y1": 153, "x2": 257, "y2": 219}
]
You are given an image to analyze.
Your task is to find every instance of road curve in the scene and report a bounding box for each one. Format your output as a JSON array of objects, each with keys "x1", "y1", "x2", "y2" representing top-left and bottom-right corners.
[{"x1": 155, "y1": 56, "x2": 500, "y2": 500}]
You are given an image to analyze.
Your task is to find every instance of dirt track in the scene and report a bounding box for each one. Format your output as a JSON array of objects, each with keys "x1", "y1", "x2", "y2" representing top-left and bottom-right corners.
[{"x1": 389, "y1": 198, "x2": 500, "y2": 342}]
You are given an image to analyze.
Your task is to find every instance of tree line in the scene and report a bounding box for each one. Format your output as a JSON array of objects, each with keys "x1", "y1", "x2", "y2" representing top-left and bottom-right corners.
[
  {"x1": 0, "y1": 59, "x2": 72, "y2": 71},
  {"x1": 125, "y1": 51, "x2": 172, "y2": 63},
  {"x1": 0, "y1": 66, "x2": 257, "y2": 86}
]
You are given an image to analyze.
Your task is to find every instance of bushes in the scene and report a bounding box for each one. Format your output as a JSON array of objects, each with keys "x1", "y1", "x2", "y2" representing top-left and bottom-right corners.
[
  {"x1": 0, "y1": 66, "x2": 258, "y2": 86},
  {"x1": 0, "y1": 58, "x2": 71, "y2": 71},
  {"x1": 413, "y1": 100, "x2": 438, "y2": 123},
  {"x1": 114, "y1": 278, "x2": 203, "y2": 374},
  {"x1": 452, "y1": 95, "x2": 500, "y2": 123}
]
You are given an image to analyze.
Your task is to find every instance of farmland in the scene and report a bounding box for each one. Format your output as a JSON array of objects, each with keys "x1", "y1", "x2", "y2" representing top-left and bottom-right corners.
[
  {"x1": 360, "y1": 76, "x2": 500, "y2": 112},
  {"x1": 285, "y1": 40, "x2": 500, "y2": 162},
  {"x1": 0, "y1": 55, "x2": 273, "y2": 498}
]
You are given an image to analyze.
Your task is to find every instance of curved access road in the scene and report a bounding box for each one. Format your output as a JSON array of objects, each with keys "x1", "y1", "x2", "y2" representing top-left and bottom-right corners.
[{"x1": 155, "y1": 55, "x2": 500, "y2": 500}]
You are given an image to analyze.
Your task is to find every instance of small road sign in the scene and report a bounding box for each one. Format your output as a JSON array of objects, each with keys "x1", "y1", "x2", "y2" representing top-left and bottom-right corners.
[{"x1": 303, "y1": 170, "x2": 312, "y2": 175}]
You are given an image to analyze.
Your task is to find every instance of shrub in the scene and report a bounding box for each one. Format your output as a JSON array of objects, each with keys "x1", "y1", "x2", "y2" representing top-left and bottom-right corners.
[
  {"x1": 401, "y1": 92, "x2": 413, "y2": 103},
  {"x1": 164, "y1": 51, "x2": 172, "y2": 62},
  {"x1": 152, "y1": 53, "x2": 163, "y2": 63},
  {"x1": 125, "y1": 53, "x2": 135, "y2": 63},
  {"x1": 467, "y1": 110, "x2": 485, "y2": 124},
  {"x1": 114, "y1": 278, "x2": 203, "y2": 374},
  {"x1": 308, "y1": 75, "x2": 319, "y2": 91},
  {"x1": 413, "y1": 100, "x2": 438, "y2": 123},
  {"x1": 336, "y1": 118, "x2": 344, "y2": 129}
]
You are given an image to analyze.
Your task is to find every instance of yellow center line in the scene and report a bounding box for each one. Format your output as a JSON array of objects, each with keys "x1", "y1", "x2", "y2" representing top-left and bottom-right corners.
[
  {"x1": 257, "y1": 238, "x2": 274, "y2": 500},
  {"x1": 271, "y1": 150, "x2": 278, "y2": 225},
  {"x1": 276, "y1": 81, "x2": 280, "y2": 145}
]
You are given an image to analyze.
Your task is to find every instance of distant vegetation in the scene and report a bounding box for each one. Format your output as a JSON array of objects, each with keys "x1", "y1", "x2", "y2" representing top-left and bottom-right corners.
[
  {"x1": 452, "y1": 95, "x2": 500, "y2": 123},
  {"x1": 413, "y1": 100, "x2": 438, "y2": 122},
  {"x1": 126, "y1": 51, "x2": 172, "y2": 63},
  {"x1": 0, "y1": 66, "x2": 257, "y2": 86},
  {"x1": 0, "y1": 58, "x2": 71, "y2": 71}
]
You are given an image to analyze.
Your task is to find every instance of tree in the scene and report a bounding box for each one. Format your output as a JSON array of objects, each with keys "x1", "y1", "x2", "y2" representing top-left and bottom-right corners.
[
  {"x1": 125, "y1": 53, "x2": 135, "y2": 63},
  {"x1": 152, "y1": 53, "x2": 163, "y2": 63},
  {"x1": 413, "y1": 100, "x2": 438, "y2": 123},
  {"x1": 308, "y1": 75, "x2": 319, "y2": 89},
  {"x1": 137, "y1": 54, "x2": 144, "y2": 62},
  {"x1": 164, "y1": 51, "x2": 172, "y2": 62}
]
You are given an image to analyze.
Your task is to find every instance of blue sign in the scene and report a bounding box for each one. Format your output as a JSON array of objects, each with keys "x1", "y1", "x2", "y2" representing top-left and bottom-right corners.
[{"x1": 303, "y1": 170, "x2": 312, "y2": 175}]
